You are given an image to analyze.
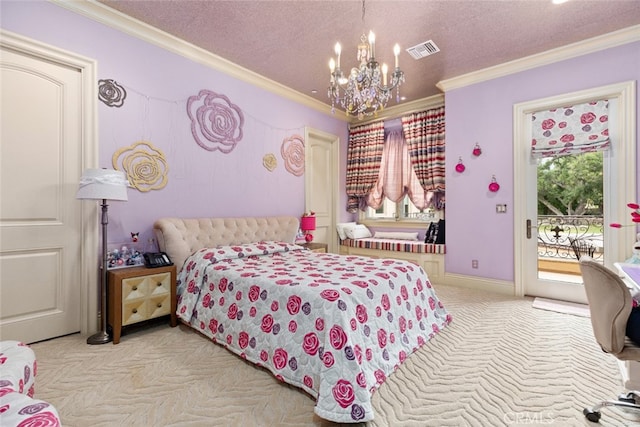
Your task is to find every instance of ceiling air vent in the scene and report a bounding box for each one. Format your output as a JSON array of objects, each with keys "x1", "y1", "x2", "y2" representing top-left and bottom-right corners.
[{"x1": 406, "y1": 40, "x2": 440, "y2": 60}]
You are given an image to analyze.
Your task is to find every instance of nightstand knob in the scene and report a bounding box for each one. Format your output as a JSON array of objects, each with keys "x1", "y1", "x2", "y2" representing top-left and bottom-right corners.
[
  {"x1": 132, "y1": 286, "x2": 138, "y2": 291},
  {"x1": 156, "y1": 282, "x2": 162, "y2": 287},
  {"x1": 132, "y1": 308, "x2": 138, "y2": 314},
  {"x1": 157, "y1": 303, "x2": 162, "y2": 308}
]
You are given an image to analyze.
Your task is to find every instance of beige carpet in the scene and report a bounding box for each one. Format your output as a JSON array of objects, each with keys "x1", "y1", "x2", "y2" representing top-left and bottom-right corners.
[{"x1": 30, "y1": 285, "x2": 639, "y2": 427}]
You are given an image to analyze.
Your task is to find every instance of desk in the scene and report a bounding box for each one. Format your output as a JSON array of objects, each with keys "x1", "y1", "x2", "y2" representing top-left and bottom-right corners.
[
  {"x1": 614, "y1": 262, "x2": 640, "y2": 389},
  {"x1": 615, "y1": 262, "x2": 640, "y2": 293}
]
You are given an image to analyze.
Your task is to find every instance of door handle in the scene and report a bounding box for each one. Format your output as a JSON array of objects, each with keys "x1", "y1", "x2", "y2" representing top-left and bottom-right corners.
[{"x1": 526, "y1": 219, "x2": 538, "y2": 239}]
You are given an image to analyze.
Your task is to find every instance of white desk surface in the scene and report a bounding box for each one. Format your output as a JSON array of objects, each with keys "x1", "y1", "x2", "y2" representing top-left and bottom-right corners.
[{"x1": 615, "y1": 262, "x2": 640, "y2": 292}]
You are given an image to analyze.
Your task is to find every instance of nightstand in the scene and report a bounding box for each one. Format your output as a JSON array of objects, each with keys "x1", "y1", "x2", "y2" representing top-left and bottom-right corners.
[
  {"x1": 107, "y1": 265, "x2": 177, "y2": 344},
  {"x1": 302, "y1": 242, "x2": 328, "y2": 253}
]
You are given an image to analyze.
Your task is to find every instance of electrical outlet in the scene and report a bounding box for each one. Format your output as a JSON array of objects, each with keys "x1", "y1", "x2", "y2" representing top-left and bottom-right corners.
[
  {"x1": 496, "y1": 204, "x2": 507, "y2": 213},
  {"x1": 472, "y1": 259, "x2": 479, "y2": 269}
]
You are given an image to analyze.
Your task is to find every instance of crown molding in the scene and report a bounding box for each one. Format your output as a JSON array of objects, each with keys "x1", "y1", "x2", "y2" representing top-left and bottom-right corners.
[
  {"x1": 50, "y1": 0, "x2": 344, "y2": 120},
  {"x1": 437, "y1": 25, "x2": 640, "y2": 93}
]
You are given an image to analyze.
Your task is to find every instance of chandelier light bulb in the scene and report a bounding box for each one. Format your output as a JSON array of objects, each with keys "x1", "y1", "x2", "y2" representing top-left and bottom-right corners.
[
  {"x1": 368, "y1": 31, "x2": 375, "y2": 58},
  {"x1": 381, "y1": 63, "x2": 388, "y2": 86},
  {"x1": 334, "y1": 42, "x2": 341, "y2": 68},
  {"x1": 393, "y1": 44, "x2": 400, "y2": 68},
  {"x1": 329, "y1": 58, "x2": 335, "y2": 73}
]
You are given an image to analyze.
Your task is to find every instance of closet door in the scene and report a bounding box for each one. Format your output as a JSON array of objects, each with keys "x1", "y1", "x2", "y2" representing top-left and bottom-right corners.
[{"x1": 0, "y1": 32, "x2": 98, "y2": 343}]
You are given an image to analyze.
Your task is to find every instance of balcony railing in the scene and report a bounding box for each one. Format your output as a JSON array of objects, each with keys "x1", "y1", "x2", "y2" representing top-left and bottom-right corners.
[{"x1": 537, "y1": 215, "x2": 604, "y2": 261}]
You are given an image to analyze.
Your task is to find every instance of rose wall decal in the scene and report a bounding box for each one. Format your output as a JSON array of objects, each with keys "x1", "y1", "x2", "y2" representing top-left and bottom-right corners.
[
  {"x1": 263, "y1": 153, "x2": 277, "y2": 172},
  {"x1": 281, "y1": 134, "x2": 305, "y2": 176},
  {"x1": 186, "y1": 89, "x2": 244, "y2": 153},
  {"x1": 98, "y1": 79, "x2": 127, "y2": 107},
  {"x1": 112, "y1": 141, "x2": 169, "y2": 192}
]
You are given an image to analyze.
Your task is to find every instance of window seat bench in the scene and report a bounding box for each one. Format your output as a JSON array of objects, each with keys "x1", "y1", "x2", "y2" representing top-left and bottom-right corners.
[{"x1": 339, "y1": 238, "x2": 445, "y2": 281}]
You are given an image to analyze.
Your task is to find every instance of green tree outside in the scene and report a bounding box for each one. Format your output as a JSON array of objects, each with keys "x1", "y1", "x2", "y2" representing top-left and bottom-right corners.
[{"x1": 537, "y1": 152, "x2": 603, "y2": 216}]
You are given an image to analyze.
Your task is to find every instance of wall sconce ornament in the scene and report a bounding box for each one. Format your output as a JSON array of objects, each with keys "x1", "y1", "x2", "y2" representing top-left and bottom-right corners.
[
  {"x1": 187, "y1": 89, "x2": 244, "y2": 153},
  {"x1": 98, "y1": 79, "x2": 127, "y2": 108},
  {"x1": 472, "y1": 143, "x2": 482, "y2": 157},
  {"x1": 263, "y1": 153, "x2": 277, "y2": 171},
  {"x1": 112, "y1": 141, "x2": 169, "y2": 192},
  {"x1": 488, "y1": 175, "x2": 500, "y2": 192},
  {"x1": 281, "y1": 134, "x2": 305, "y2": 176},
  {"x1": 455, "y1": 157, "x2": 465, "y2": 173}
]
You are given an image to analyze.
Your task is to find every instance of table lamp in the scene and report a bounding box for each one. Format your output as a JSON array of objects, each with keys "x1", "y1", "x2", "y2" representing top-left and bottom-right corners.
[
  {"x1": 300, "y1": 215, "x2": 316, "y2": 243},
  {"x1": 76, "y1": 168, "x2": 129, "y2": 345}
]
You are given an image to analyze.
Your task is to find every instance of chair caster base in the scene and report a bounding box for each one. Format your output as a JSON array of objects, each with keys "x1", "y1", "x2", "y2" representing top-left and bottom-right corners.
[{"x1": 583, "y1": 407, "x2": 601, "y2": 423}]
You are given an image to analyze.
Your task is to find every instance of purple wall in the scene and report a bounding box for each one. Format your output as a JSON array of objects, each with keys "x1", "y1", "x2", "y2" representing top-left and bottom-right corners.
[
  {"x1": 445, "y1": 41, "x2": 640, "y2": 281},
  {"x1": 1, "y1": 1, "x2": 349, "y2": 248},
  {"x1": 2, "y1": 2, "x2": 638, "y2": 283}
]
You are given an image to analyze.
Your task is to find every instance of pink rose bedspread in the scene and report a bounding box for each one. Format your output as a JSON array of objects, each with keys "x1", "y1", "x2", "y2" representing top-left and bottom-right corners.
[{"x1": 176, "y1": 241, "x2": 451, "y2": 423}]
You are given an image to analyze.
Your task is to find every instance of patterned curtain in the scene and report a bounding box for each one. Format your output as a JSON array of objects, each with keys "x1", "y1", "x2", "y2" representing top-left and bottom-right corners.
[
  {"x1": 531, "y1": 99, "x2": 609, "y2": 158},
  {"x1": 346, "y1": 121, "x2": 385, "y2": 213},
  {"x1": 401, "y1": 107, "x2": 446, "y2": 207}
]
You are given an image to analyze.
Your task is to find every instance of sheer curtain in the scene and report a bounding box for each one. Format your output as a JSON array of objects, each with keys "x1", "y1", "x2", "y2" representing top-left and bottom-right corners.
[
  {"x1": 531, "y1": 99, "x2": 609, "y2": 158},
  {"x1": 368, "y1": 130, "x2": 428, "y2": 209},
  {"x1": 346, "y1": 121, "x2": 385, "y2": 213}
]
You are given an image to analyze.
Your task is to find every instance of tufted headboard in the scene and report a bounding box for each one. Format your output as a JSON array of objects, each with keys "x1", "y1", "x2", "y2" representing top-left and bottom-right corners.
[{"x1": 153, "y1": 216, "x2": 299, "y2": 269}]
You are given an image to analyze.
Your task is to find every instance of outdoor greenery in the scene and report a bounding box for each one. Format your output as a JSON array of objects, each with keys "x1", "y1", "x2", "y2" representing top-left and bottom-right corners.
[{"x1": 537, "y1": 152, "x2": 603, "y2": 216}]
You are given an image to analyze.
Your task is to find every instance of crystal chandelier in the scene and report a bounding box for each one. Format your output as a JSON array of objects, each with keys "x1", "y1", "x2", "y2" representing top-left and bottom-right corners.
[{"x1": 328, "y1": 1, "x2": 404, "y2": 119}]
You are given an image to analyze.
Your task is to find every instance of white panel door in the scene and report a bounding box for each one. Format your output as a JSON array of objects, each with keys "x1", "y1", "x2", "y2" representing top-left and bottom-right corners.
[
  {"x1": 0, "y1": 42, "x2": 85, "y2": 343},
  {"x1": 305, "y1": 128, "x2": 339, "y2": 253}
]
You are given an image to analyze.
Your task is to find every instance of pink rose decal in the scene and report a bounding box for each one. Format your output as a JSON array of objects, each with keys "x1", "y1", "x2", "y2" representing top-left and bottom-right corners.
[
  {"x1": 541, "y1": 118, "x2": 556, "y2": 130},
  {"x1": 219, "y1": 278, "x2": 228, "y2": 293},
  {"x1": 302, "y1": 332, "x2": 320, "y2": 355},
  {"x1": 377, "y1": 329, "x2": 387, "y2": 348},
  {"x1": 329, "y1": 325, "x2": 347, "y2": 350},
  {"x1": 187, "y1": 89, "x2": 244, "y2": 153},
  {"x1": 227, "y1": 303, "x2": 238, "y2": 320},
  {"x1": 287, "y1": 295, "x2": 302, "y2": 315},
  {"x1": 315, "y1": 317, "x2": 325, "y2": 331},
  {"x1": 581, "y1": 111, "x2": 596, "y2": 124},
  {"x1": 374, "y1": 369, "x2": 386, "y2": 385},
  {"x1": 303, "y1": 375, "x2": 314, "y2": 389},
  {"x1": 208, "y1": 319, "x2": 218, "y2": 334},
  {"x1": 356, "y1": 304, "x2": 368, "y2": 323},
  {"x1": 288, "y1": 320, "x2": 297, "y2": 333},
  {"x1": 332, "y1": 379, "x2": 355, "y2": 408},
  {"x1": 381, "y1": 294, "x2": 390, "y2": 311},
  {"x1": 248, "y1": 285, "x2": 260, "y2": 302},
  {"x1": 320, "y1": 289, "x2": 340, "y2": 302},
  {"x1": 322, "y1": 351, "x2": 335, "y2": 368},
  {"x1": 273, "y1": 348, "x2": 288, "y2": 370},
  {"x1": 238, "y1": 331, "x2": 249, "y2": 349},
  {"x1": 261, "y1": 314, "x2": 274, "y2": 333}
]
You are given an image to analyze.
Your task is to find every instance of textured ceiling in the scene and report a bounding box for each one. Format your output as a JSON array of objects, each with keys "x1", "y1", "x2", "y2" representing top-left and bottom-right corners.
[{"x1": 98, "y1": 0, "x2": 640, "y2": 112}]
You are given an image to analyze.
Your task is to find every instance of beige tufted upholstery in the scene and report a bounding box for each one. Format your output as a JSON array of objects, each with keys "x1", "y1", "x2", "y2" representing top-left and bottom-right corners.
[{"x1": 153, "y1": 216, "x2": 299, "y2": 269}]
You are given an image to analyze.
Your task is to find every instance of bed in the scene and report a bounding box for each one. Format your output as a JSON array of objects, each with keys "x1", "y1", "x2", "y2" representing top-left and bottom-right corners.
[{"x1": 153, "y1": 216, "x2": 451, "y2": 423}]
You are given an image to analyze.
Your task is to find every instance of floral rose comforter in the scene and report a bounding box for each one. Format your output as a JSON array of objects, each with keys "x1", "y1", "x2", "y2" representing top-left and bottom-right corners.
[{"x1": 176, "y1": 241, "x2": 451, "y2": 423}]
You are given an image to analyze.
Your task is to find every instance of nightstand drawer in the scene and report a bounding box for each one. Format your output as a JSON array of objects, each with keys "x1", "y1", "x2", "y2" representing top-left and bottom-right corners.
[{"x1": 108, "y1": 265, "x2": 177, "y2": 344}]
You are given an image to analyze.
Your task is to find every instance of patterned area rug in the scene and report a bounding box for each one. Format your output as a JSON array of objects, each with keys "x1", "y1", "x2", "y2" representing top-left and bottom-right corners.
[{"x1": 30, "y1": 285, "x2": 638, "y2": 426}]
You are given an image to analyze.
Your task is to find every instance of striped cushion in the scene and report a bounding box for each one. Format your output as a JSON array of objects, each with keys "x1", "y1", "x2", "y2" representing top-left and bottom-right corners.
[{"x1": 341, "y1": 238, "x2": 446, "y2": 254}]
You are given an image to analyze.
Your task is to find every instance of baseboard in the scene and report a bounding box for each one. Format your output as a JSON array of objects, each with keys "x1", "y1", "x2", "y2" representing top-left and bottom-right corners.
[{"x1": 433, "y1": 272, "x2": 515, "y2": 296}]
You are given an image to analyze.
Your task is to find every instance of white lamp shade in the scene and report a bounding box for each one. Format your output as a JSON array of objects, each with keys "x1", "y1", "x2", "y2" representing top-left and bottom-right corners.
[{"x1": 76, "y1": 168, "x2": 129, "y2": 201}]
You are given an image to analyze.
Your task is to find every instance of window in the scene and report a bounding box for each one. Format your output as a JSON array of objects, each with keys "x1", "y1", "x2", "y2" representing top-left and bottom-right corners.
[{"x1": 361, "y1": 195, "x2": 438, "y2": 224}]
